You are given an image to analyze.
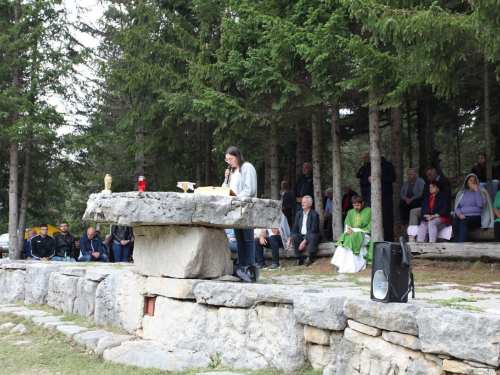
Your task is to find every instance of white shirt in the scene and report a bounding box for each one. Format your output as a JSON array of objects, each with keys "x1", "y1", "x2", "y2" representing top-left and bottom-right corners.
[{"x1": 301, "y1": 211, "x2": 308, "y2": 235}]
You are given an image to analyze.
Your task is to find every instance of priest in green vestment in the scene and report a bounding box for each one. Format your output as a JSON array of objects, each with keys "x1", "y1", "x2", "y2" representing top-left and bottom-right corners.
[{"x1": 331, "y1": 195, "x2": 373, "y2": 273}]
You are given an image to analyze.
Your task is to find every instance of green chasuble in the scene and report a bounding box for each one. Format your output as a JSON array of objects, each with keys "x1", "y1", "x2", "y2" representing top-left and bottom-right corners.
[{"x1": 336, "y1": 207, "x2": 373, "y2": 263}]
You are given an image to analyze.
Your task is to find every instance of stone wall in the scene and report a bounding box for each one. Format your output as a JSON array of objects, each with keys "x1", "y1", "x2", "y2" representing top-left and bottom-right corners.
[{"x1": 1, "y1": 259, "x2": 499, "y2": 374}]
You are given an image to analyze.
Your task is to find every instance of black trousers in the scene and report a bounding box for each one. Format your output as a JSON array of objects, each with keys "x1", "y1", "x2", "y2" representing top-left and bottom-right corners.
[
  {"x1": 290, "y1": 233, "x2": 321, "y2": 258},
  {"x1": 495, "y1": 221, "x2": 500, "y2": 242},
  {"x1": 382, "y1": 193, "x2": 394, "y2": 242}
]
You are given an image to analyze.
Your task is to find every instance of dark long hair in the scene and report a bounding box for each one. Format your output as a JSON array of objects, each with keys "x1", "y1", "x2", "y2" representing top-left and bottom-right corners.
[{"x1": 226, "y1": 146, "x2": 246, "y2": 169}]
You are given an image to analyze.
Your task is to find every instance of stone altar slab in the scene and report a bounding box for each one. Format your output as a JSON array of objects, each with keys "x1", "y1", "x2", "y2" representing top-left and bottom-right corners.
[{"x1": 82, "y1": 192, "x2": 282, "y2": 229}]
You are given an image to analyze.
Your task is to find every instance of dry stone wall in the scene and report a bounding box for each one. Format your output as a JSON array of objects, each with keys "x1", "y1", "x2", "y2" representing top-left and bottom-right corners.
[{"x1": 1, "y1": 259, "x2": 499, "y2": 374}]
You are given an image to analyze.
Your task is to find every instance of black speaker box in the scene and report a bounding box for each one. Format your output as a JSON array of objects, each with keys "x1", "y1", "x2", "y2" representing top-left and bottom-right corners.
[{"x1": 370, "y1": 241, "x2": 411, "y2": 303}]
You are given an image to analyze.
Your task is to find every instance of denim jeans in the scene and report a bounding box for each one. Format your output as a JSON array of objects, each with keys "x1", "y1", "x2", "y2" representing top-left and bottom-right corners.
[
  {"x1": 234, "y1": 228, "x2": 255, "y2": 265},
  {"x1": 452, "y1": 215, "x2": 482, "y2": 242},
  {"x1": 78, "y1": 253, "x2": 108, "y2": 262},
  {"x1": 113, "y1": 242, "x2": 131, "y2": 262}
]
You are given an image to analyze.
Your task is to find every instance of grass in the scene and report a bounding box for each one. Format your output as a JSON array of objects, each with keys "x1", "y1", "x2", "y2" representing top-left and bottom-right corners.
[
  {"x1": 0, "y1": 310, "x2": 322, "y2": 375},
  {"x1": 422, "y1": 297, "x2": 487, "y2": 311}
]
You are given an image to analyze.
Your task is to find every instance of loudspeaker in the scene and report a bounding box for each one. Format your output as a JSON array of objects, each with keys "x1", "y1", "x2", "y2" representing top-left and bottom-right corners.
[{"x1": 370, "y1": 241, "x2": 412, "y2": 303}]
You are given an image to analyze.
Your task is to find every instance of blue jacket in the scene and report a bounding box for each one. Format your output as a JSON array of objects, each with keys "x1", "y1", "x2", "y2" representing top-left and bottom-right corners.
[
  {"x1": 80, "y1": 234, "x2": 103, "y2": 255},
  {"x1": 420, "y1": 192, "x2": 451, "y2": 223},
  {"x1": 23, "y1": 239, "x2": 31, "y2": 259}
]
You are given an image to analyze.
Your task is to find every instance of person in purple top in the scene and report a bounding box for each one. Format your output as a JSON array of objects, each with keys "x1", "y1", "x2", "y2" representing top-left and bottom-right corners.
[{"x1": 452, "y1": 174, "x2": 494, "y2": 242}]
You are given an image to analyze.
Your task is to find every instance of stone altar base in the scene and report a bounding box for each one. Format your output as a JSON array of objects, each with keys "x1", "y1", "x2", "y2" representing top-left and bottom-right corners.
[{"x1": 134, "y1": 226, "x2": 233, "y2": 278}]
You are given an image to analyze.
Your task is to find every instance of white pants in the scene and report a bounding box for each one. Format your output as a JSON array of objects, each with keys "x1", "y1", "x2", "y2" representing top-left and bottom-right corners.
[{"x1": 331, "y1": 234, "x2": 370, "y2": 273}]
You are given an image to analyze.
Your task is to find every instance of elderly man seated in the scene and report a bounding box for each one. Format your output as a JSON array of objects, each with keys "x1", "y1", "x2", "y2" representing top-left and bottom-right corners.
[
  {"x1": 79, "y1": 227, "x2": 108, "y2": 262},
  {"x1": 286, "y1": 195, "x2": 322, "y2": 267},
  {"x1": 331, "y1": 195, "x2": 373, "y2": 273}
]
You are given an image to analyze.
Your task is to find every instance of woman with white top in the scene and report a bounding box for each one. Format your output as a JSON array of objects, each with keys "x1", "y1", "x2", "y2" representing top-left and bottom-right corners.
[{"x1": 222, "y1": 146, "x2": 258, "y2": 269}]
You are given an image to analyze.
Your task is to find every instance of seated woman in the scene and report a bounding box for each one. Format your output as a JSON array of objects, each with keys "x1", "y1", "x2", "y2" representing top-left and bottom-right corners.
[
  {"x1": 331, "y1": 195, "x2": 373, "y2": 273},
  {"x1": 452, "y1": 173, "x2": 494, "y2": 242},
  {"x1": 416, "y1": 180, "x2": 451, "y2": 243}
]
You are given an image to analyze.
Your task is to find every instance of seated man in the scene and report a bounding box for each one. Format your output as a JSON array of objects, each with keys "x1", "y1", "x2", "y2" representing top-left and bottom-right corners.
[
  {"x1": 400, "y1": 168, "x2": 425, "y2": 221},
  {"x1": 69, "y1": 238, "x2": 80, "y2": 262},
  {"x1": 255, "y1": 214, "x2": 290, "y2": 270},
  {"x1": 53, "y1": 221, "x2": 75, "y2": 261},
  {"x1": 341, "y1": 184, "x2": 358, "y2": 223},
  {"x1": 79, "y1": 227, "x2": 108, "y2": 262},
  {"x1": 286, "y1": 195, "x2": 322, "y2": 267},
  {"x1": 23, "y1": 229, "x2": 37, "y2": 260},
  {"x1": 30, "y1": 224, "x2": 56, "y2": 261},
  {"x1": 331, "y1": 195, "x2": 373, "y2": 273},
  {"x1": 225, "y1": 229, "x2": 238, "y2": 252}
]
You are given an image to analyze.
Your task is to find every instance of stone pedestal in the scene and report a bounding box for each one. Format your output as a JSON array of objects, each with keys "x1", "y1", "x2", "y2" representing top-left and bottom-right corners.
[
  {"x1": 134, "y1": 226, "x2": 233, "y2": 278},
  {"x1": 83, "y1": 192, "x2": 281, "y2": 279}
]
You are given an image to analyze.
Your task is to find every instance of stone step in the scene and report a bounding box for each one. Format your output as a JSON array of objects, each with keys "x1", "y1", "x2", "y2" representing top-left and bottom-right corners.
[{"x1": 103, "y1": 340, "x2": 213, "y2": 372}]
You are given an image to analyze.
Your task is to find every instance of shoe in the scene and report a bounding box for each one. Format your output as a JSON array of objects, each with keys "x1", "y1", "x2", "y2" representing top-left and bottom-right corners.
[
  {"x1": 235, "y1": 268, "x2": 253, "y2": 282},
  {"x1": 305, "y1": 256, "x2": 314, "y2": 266},
  {"x1": 258, "y1": 264, "x2": 267, "y2": 270},
  {"x1": 268, "y1": 263, "x2": 280, "y2": 270},
  {"x1": 294, "y1": 258, "x2": 304, "y2": 267}
]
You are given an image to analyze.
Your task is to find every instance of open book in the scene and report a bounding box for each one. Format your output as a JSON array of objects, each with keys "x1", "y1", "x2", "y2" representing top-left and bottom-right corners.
[
  {"x1": 194, "y1": 186, "x2": 236, "y2": 196},
  {"x1": 345, "y1": 225, "x2": 369, "y2": 234}
]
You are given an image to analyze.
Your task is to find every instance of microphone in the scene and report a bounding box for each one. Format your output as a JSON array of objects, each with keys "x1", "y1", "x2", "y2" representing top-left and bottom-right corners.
[{"x1": 225, "y1": 165, "x2": 232, "y2": 184}]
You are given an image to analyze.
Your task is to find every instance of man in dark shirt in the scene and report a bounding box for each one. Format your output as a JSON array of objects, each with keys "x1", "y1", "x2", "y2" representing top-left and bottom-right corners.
[
  {"x1": 341, "y1": 184, "x2": 358, "y2": 224},
  {"x1": 295, "y1": 163, "x2": 314, "y2": 211},
  {"x1": 53, "y1": 221, "x2": 75, "y2": 261},
  {"x1": 356, "y1": 154, "x2": 371, "y2": 204},
  {"x1": 31, "y1": 224, "x2": 56, "y2": 261}
]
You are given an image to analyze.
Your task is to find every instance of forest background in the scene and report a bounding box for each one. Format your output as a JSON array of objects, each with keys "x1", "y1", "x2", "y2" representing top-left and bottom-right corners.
[{"x1": 1, "y1": 0, "x2": 500, "y2": 259}]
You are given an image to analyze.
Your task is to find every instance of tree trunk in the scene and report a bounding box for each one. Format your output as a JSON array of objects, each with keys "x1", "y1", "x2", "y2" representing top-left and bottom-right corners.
[
  {"x1": 135, "y1": 125, "x2": 145, "y2": 181},
  {"x1": 484, "y1": 58, "x2": 493, "y2": 194},
  {"x1": 8, "y1": 3, "x2": 20, "y2": 260},
  {"x1": 195, "y1": 122, "x2": 202, "y2": 186},
  {"x1": 391, "y1": 106, "x2": 404, "y2": 224},
  {"x1": 406, "y1": 99, "x2": 413, "y2": 167},
  {"x1": 295, "y1": 120, "x2": 308, "y2": 178},
  {"x1": 311, "y1": 112, "x2": 324, "y2": 232},
  {"x1": 369, "y1": 91, "x2": 383, "y2": 241},
  {"x1": 205, "y1": 126, "x2": 212, "y2": 186},
  {"x1": 269, "y1": 121, "x2": 279, "y2": 199},
  {"x1": 331, "y1": 100, "x2": 343, "y2": 240},
  {"x1": 17, "y1": 140, "x2": 32, "y2": 254},
  {"x1": 264, "y1": 133, "x2": 271, "y2": 198}
]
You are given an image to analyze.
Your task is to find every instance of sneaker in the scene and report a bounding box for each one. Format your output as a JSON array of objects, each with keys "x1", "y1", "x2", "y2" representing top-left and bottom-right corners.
[
  {"x1": 268, "y1": 263, "x2": 280, "y2": 270},
  {"x1": 235, "y1": 268, "x2": 253, "y2": 282},
  {"x1": 258, "y1": 264, "x2": 267, "y2": 270}
]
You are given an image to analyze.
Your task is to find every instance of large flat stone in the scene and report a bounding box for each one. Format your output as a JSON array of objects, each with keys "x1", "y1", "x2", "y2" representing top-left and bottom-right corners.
[
  {"x1": 134, "y1": 226, "x2": 233, "y2": 279},
  {"x1": 94, "y1": 334, "x2": 135, "y2": 355},
  {"x1": 293, "y1": 293, "x2": 347, "y2": 330},
  {"x1": 82, "y1": 191, "x2": 282, "y2": 229},
  {"x1": 74, "y1": 330, "x2": 115, "y2": 349},
  {"x1": 0, "y1": 269, "x2": 26, "y2": 303},
  {"x1": 335, "y1": 328, "x2": 444, "y2": 374},
  {"x1": 56, "y1": 324, "x2": 88, "y2": 337},
  {"x1": 13, "y1": 310, "x2": 49, "y2": 318},
  {"x1": 142, "y1": 297, "x2": 306, "y2": 372},
  {"x1": 103, "y1": 340, "x2": 212, "y2": 371},
  {"x1": 416, "y1": 308, "x2": 500, "y2": 367},
  {"x1": 143, "y1": 277, "x2": 200, "y2": 299},
  {"x1": 382, "y1": 330, "x2": 421, "y2": 351},
  {"x1": 32, "y1": 316, "x2": 63, "y2": 325},
  {"x1": 24, "y1": 264, "x2": 61, "y2": 305},
  {"x1": 343, "y1": 298, "x2": 420, "y2": 335},
  {"x1": 94, "y1": 269, "x2": 145, "y2": 334},
  {"x1": 194, "y1": 282, "x2": 318, "y2": 308}
]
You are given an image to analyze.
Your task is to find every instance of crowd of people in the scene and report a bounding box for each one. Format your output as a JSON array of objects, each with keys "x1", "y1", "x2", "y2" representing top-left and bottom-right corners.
[
  {"x1": 23, "y1": 222, "x2": 135, "y2": 263},
  {"x1": 223, "y1": 147, "x2": 500, "y2": 279}
]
